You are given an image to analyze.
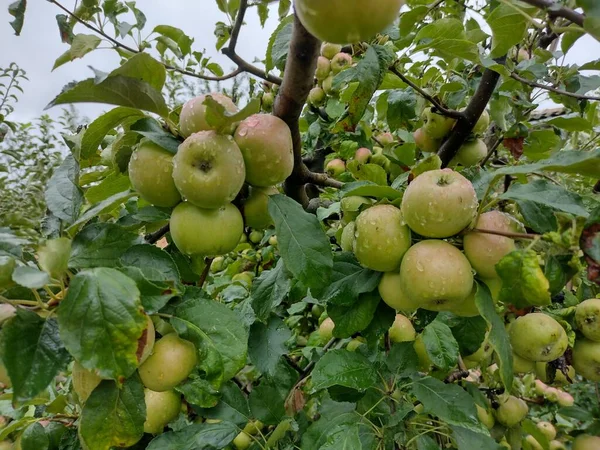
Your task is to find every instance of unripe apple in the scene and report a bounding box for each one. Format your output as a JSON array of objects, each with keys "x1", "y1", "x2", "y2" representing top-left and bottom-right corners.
[
  {"x1": 173, "y1": 131, "x2": 245, "y2": 209},
  {"x1": 210, "y1": 256, "x2": 225, "y2": 273},
  {"x1": 128, "y1": 141, "x2": 181, "y2": 208},
  {"x1": 170, "y1": 202, "x2": 243, "y2": 257},
  {"x1": 354, "y1": 147, "x2": 372, "y2": 164},
  {"x1": 331, "y1": 53, "x2": 353, "y2": 74},
  {"x1": 544, "y1": 387, "x2": 560, "y2": 403},
  {"x1": 534, "y1": 379, "x2": 548, "y2": 396},
  {"x1": 389, "y1": 314, "x2": 416, "y2": 343},
  {"x1": 575, "y1": 299, "x2": 600, "y2": 342},
  {"x1": 353, "y1": 205, "x2": 411, "y2": 272},
  {"x1": 308, "y1": 87, "x2": 326, "y2": 106},
  {"x1": 311, "y1": 304, "x2": 324, "y2": 319},
  {"x1": 321, "y1": 42, "x2": 343, "y2": 59},
  {"x1": 399, "y1": 240, "x2": 473, "y2": 311},
  {"x1": 537, "y1": 421, "x2": 556, "y2": 440},
  {"x1": 495, "y1": 395, "x2": 528, "y2": 427},
  {"x1": 450, "y1": 139, "x2": 488, "y2": 167},
  {"x1": 38, "y1": 237, "x2": 71, "y2": 280},
  {"x1": 138, "y1": 333, "x2": 198, "y2": 391},
  {"x1": 450, "y1": 287, "x2": 479, "y2": 317},
  {"x1": 340, "y1": 221, "x2": 356, "y2": 252},
  {"x1": 463, "y1": 211, "x2": 518, "y2": 279},
  {"x1": 378, "y1": 271, "x2": 420, "y2": 311},
  {"x1": 422, "y1": 108, "x2": 456, "y2": 139},
  {"x1": 375, "y1": 132, "x2": 395, "y2": 146},
  {"x1": 481, "y1": 277, "x2": 502, "y2": 303},
  {"x1": 513, "y1": 352, "x2": 536, "y2": 374},
  {"x1": 509, "y1": 313, "x2": 568, "y2": 362},
  {"x1": 572, "y1": 338, "x2": 600, "y2": 381},
  {"x1": 499, "y1": 439, "x2": 511, "y2": 449},
  {"x1": 315, "y1": 56, "x2": 331, "y2": 81},
  {"x1": 243, "y1": 186, "x2": 278, "y2": 230},
  {"x1": 476, "y1": 404, "x2": 495, "y2": 430},
  {"x1": 268, "y1": 235, "x2": 278, "y2": 246},
  {"x1": 517, "y1": 48, "x2": 530, "y2": 62},
  {"x1": 413, "y1": 335, "x2": 432, "y2": 370},
  {"x1": 401, "y1": 169, "x2": 478, "y2": 238},
  {"x1": 295, "y1": 0, "x2": 404, "y2": 44},
  {"x1": 243, "y1": 420, "x2": 264, "y2": 436},
  {"x1": 370, "y1": 154, "x2": 391, "y2": 171},
  {"x1": 143, "y1": 388, "x2": 182, "y2": 434},
  {"x1": 347, "y1": 337, "x2": 366, "y2": 352},
  {"x1": 319, "y1": 318, "x2": 335, "y2": 342},
  {"x1": 535, "y1": 362, "x2": 575, "y2": 385},
  {"x1": 179, "y1": 93, "x2": 238, "y2": 137},
  {"x1": 234, "y1": 114, "x2": 294, "y2": 187},
  {"x1": 232, "y1": 432, "x2": 252, "y2": 450},
  {"x1": 473, "y1": 110, "x2": 490, "y2": 135},
  {"x1": 72, "y1": 361, "x2": 102, "y2": 403},
  {"x1": 525, "y1": 435, "x2": 543, "y2": 450},
  {"x1": 249, "y1": 230, "x2": 264, "y2": 244},
  {"x1": 232, "y1": 272, "x2": 254, "y2": 287},
  {"x1": 464, "y1": 337, "x2": 492, "y2": 368},
  {"x1": 549, "y1": 440, "x2": 566, "y2": 450},
  {"x1": 573, "y1": 435, "x2": 600, "y2": 450},
  {"x1": 340, "y1": 195, "x2": 371, "y2": 223},
  {"x1": 261, "y1": 92, "x2": 275, "y2": 112},
  {"x1": 413, "y1": 128, "x2": 441, "y2": 153},
  {"x1": 326, "y1": 159, "x2": 346, "y2": 178},
  {"x1": 557, "y1": 391, "x2": 574, "y2": 407},
  {"x1": 322, "y1": 75, "x2": 335, "y2": 95},
  {"x1": 0, "y1": 304, "x2": 15, "y2": 325}
]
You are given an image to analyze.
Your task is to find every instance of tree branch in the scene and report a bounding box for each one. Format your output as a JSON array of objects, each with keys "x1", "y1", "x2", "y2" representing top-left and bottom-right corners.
[
  {"x1": 519, "y1": 0, "x2": 586, "y2": 27},
  {"x1": 437, "y1": 58, "x2": 506, "y2": 167},
  {"x1": 510, "y1": 72, "x2": 600, "y2": 101},
  {"x1": 145, "y1": 224, "x2": 170, "y2": 244}
]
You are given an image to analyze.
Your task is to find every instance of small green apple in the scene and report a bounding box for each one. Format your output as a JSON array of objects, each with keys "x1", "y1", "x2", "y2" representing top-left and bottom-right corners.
[
  {"x1": 234, "y1": 114, "x2": 294, "y2": 187},
  {"x1": 315, "y1": 56, "x2": 331, "y2": 81},
  {"x1": 572, "y1": 338, "x2": 600, "y2": 381},
  {"x1": 536, "y1": 421, "x2": 556, "y2": 440},
  {"x1": 517, "y1": 48, "x2": 530, "y2": 62},
  {"x1": 353, "y1": 205, "x2": 411, "y2": 272},
  {"x1": 525, "y1": 435, "x2": 543, "y2": 450},
  {"x1": 473, "y1": 110, "x2": 490, "y2": 135},
  {"x1": 549, "y1": 440, "x2": 566, "y2": 450},
  {"x1": 370, "y1": 154, "x2": 391, "y2": 170},
  {"x1": 322, "y1": 75, "x2": 335, "y2": 95},
  {"x1": 389, "y1": 314, "x2": 416, "y2": 343},
  {"x1": 308, "y1": 87, "x2": 326, "y2": 106},
  {"x1": 422, "y1": 108, "x2": 456, "y2": 139},
  {"x1": 242, "y1": 420, "x2": 264, "y2": 436},
  {"x1": 143, "y1": 388, "x2": 182, "y2": 434},
  {"x1": 476, "y1": 404, "x2": 495, "y2": 430},
  {"x1": 513, "y1": 352, "x2": 536, "y2": 374},
  {"x1": 232, "y1": 432, "x2": 252, "y2": 450},
  {"x1": 331, "y1": 53, "x2": 353, "y2": 74},
  {"x1": 261, "y1": 92, "x2": 274, "y2": 112},
  {"x1": 268, "y1": 235, "x2": 278, "y2": 246},
  {"x1": 326, "y1": 158, "x2": 346, "y2": 178},
  {"x1": 354, "y1": 147, "x2": 372, "y2": 164},
  {"x1": 450, "y1": 138, "x2": 488, "y2": 167},
  {"x1": 399, "y1": 240, "x2": 473, "y2": 312},
  {"x1": 535, "y1": 361, "x2": 575, "y2": 385},
  {"x1": 573, "y1": 435, "x2": 600, "y2": 450},
  {"x1": 575, "y1": 298, "x2": 600, "y2": 342},
  {"x1": 38, "y1": 237, "x2": 71, "y2": 280},
  {"x1": 375, "y1": 132, "x2": 395, "y2": 146},
  {"x1": 481, "y1": 277, "x2": 502, "y2": 303},
  {"x1": 450, "y1": 287, "x2": 479, "y2": 317},
  {"x1": 210, "y1": 256, "x2": 226, "y2": 273},
  {"x1": 378, "y1": 271, "x2": 420, "y2": 311},
  {"x1": 319, "y1": 318, "x2": 335, "y2": 342},
  {"x1": 243, "y1": 186, "x2": 278, "y2": 230},
  {"x1": 248, "y1": 230, "x2": 264, "y2": 244},
  {"x1": 321, "y1": 42, "x2": 342, "y2": 59},
  {"x1": 347, "y1": 337, "x2": 366, "y2": 352},
  {"x1": 413, "y1": 127, "x2": 441, "y2": 153},
  {"x1": 413, "y1": 335, "x2": 432, "y2": 370},
  {"x1": 232, "y1": 272, "x2": 253, "y2": 287},
  {"x1": 495, "y1": 395, "x2": 528, "y2": 427},
  {"x1": 463, "y1": 337, "x2": 492, "y2": 368},
  {"x1": 179, "y1": 93, "x2": 238, "y2": 137},
  {"x1": 509, "y1": 313, "x2": 568, "y2": 362},
  {"x1": 340, "y1": 221, "x2": 356, "y2": 252},
  {"x1": 401, "y1": 169, "x2": 478, "y2": 238}
]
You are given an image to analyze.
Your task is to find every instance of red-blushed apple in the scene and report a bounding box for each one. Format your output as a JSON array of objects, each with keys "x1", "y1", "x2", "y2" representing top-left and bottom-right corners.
[
  {"x1": 179, "y1": 93, "x2": 238, "y2": 137},
  {"x1": 537, "y1": 421, "x2": 557, "y2": 440},
  {"x1": 399, "y1": 240, "x2": 473, "y2": 311},
  {"x1": 308, "y1": 87, "x2": 326, "y2": 106},
  {"x1": 321, "y1": 42, "x2": 342, "y2": 59},
  {"x1": 72, "y1": 361, "x2": 101, "y2": 403},
  {"x1": 138, "y1": 333, "x2": 198, "y2": 392},
  {"x1": 575, "y1": 299, "x2": 600, "y2": 342},
  {"x1": 495, "y1": 395, "x2": 528, "y2": 427},
  {"x1": 319, "y1": 317, "x2": 335, "y2": 342},
  {"x1": 556, "y1": 391, "x2": 574, "y2": 407},
  {"x1": 143, "y1": 388, "x2": 182, "y2": 434},
  {"x1": 463, "y1": 211, "x2": 518, "y2": 279},
  {"x1": 354, "y1": 147, "x2": 372, "y2": 164},
  {"x1": 534, "y1": 379, "x2": 548, "y2": 396},
  {"x1": 422, "y1": 108, "x2": 456, "y2": 139},
  {"x1": 353, "y1": 205, "x2": 411, "y2": 272},
  {"x1": 315, "y1": 56, "x2": 331, "y2": 81},
  {"x1": 573, "y1": 435, "x2": 600, "y2": 450},
  {"x1": 326, "y1": 158, "x2": 346, "y2": 178},
  {"x1": 331, "y1": 53, "x2": 353, "y2": 74},
  {"x1": 450, "y1": 138, "x2": 488, "y2": 167},
  {"x1": 295, "y1": 0, "x2": 404, "y2": 44},
  {"x1": 243, "y1": 186, "x2": 278, "y2": 230},
  {"x1": 375, "y1": 132, "x2": 395, "y2": 146},
  {"x1": 413, "y1": 128, "x2": 441, "y2": 153},
  {"x1": 173, "y1": 131, "x2": 245, "y2": 209},
  {"x1": 378, "y1": 271, "x2": 420, "y2": 311},
  {"x1": 401, "y1": 169, "x2": 478, "y2": 238},
  {"x1": 572, "y1": 338, "x2": 600, "y2": 381},
  {"x1": 389, "y1": 314, "x2": 416, "y2": 343},
  {"x1": 473, "y1": 110, "x2": 490, "y2": 135},
  {"x1": 234, "y1": 114, "x2": 294, "y2": 186},
  {"x1": 129, "y1": 141, "x2": 181, "y2": 207},
  {"x1": 340, "y1": 221, "x2": 356, "y2": 252},
  {"x1": 170, "y1": 202, "x2": 243, "y2": 257},
  {"x1": 509, "y1": 313, "x2": 568, "y2": 362}
]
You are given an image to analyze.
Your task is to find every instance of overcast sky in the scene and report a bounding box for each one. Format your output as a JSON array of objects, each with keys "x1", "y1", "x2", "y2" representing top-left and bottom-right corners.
[{"x1": 2, "y1": 1, "x2": 599, "y2": 123}]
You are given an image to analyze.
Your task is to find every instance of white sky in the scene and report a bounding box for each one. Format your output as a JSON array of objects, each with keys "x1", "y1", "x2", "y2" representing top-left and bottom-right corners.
[{"x1": 1, "y1": 1, "x2": 599, "y2": 122}]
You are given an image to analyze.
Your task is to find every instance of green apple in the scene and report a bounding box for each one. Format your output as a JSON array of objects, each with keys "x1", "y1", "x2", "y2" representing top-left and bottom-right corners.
[
  {"x1": 234, "y1": 114, "x2": 294, "y2": 186},
  {"x1": 170, "y1": 202, "x2": 243, "y2": 257},
  {"x1": 535, "y1": 362, "x2": 575, "y2": 384},
  {"x1": 0, "y1": 441, "x2": 12, "y2": 450},
  {"x1": 308, "y1": 87, "x2": 326, "y2": 106},
  {"x1": 537, "y1": 421, "x2": 556, "y2": 440},
  {"x1": 414, "y1": 335, "x2": 432, "y2": 370},
  {"x1": 243, "y1": 420, "x2": 264, "y2": 436},
  {"x1": 322, "y1": 75, "x2": 335, "y2": 95},
  {"x1": 315, "y1": 56, "x2": 331, "y2": 81},
  {"x1": 261, "y1": 92, "x2": 274, "y2": 112},
  {"x1": 321, "y1": 42, "x2": 342, "y2": 59},
  {"x1": 340, "y1": 221, "x2": 356, "y2": 252},
  {"x1": 370, "y1": 154, "x2": 391, "y2": 170},
  {"x1": 499, "y1": 439, "x2": 511, "y2": 450},
  {"x1": 210, "y1": 256, "x2": 226, "y2": 273},
  {"x1": 495, "y1": 395, "x2": 528, "y2": 427},
  {"x1": 572, "y1": 338, "x2": 600, "y2": 381},
  {"x1": 340, "y1": 196, "x2": 372, "y2": 223},
  {"x1": 463, "y1": 211, "x2": 518, "y2": 279},
  {"x1": 509, "y1": 313, "x2": 568, "y2": 362},
  {"x1": 473, "y1": 110, "x2": 490, "y2": 135},
  {"x1": 0, "y1": 256, "x2": 16, "y2": 289},
  {"x1": 173, "y1": 131, "x2": 245, "y2": 208},
  {"x1": 549, "y1": 440, "x2": 566, "y2": 450},
  {"x1": 513, "y1": 352, "x2": 536, "y2": 374},
  {"x1": 525, "y1": 435, "x2": 543, "y2": 450},
  {"x1": 72, "y1": 361, "x2": 102, "y2": 403},
  {"x1": 38, "y1": 237, "x2": 71, "y2": 279},
  {"x1": 482, "y1": 277, "x2": 502, "y2": 303},
  {"x1": 399, "y1": 240, "x2": 473, "y2": 311},
  {"x1": 319, "y1": 318, "x2": 335, "y2": 342},
  {"x1": 354, "y1": 147, "x2": 372, "y2": 164},
  {"x1": 143, "y1": 388, "x2": 182, "y2": 434},
  {"x1": 139, "y1": 333, "x2": 198, "y2": 391},
  {"x1": 573, "y1": 435, "x2": 600, "y2": 450},
  {"x1": 451, "y1": 287, "x2": 479, "y2": 317},
  {"x1": 476, "y1": 404, "x2": 495, "y2": 430},
  {"x1": 378, "y1": 271, "x2": 420, "y2": 311},
  {"x1": 268, "y1": 235, "x2": 278, "y2": 246},
  {"x1": 353, "y1": 205, "x2": 411, "y2": 272},
  {"x1": 401, "y1": 169, "x2": 478, "y2": 238},
  {"x1": 389, "y1": 314, "x2": 416, "y2": 343},
  {"x1": 463, "y1": 337, "x2": 492, "y2": 368},
  {"x1": 232, "y1": 272, "x2": 253, "y2": 287},
  {"x1": 575, "y1": 299, "x2": 600, "y2": 342},
  {"x1": 243, "y1": 186, "x2": 278, "y2": 230},
  {"x1": 232, "y1": 432, "x2": 252, "y2": 450},
  {"x1": 376, "y1": 132, "x2": 395, "y2": 146},
  {"x1": 331, "y1": 53, "x2": 353, "y2": 74},
  {"x1": 295, "y1": 0, "x2": 404, "y2": 44},
  {"x1": 179, "y1": 93, "x2": 238, "y2": 137},
  {"x1": 413, "y1": 128, "x2": 441, "y2": 153},
  {"x1": 129, "y1": 141, "x2": 181, "y2": 207},
  {"x1": 450, "y1": 139, "x2": 488, "y2": 167},
  {"x1": 422, "y1": 108, "x2": 456, "y2": 139},
  {"x1": 249, "y1": 230, "x2": 264, "y2": 244},
  {"x1": 326, "y1": 158, "x2": 346, "y2": 178},
  {"x1": 347, "y1": 337, "x2": 366, "y2": 352}
]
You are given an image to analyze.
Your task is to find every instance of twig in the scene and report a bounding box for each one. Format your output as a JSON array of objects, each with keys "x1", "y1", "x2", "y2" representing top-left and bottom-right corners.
[
  {"x1": 300, "y1": 338, "x2": 337, "y2": 377},
  {"x1": 304, "y1": 171, "x2": 343, "y2": 189},
  {"x1": 389, "y1": 65, "x2": 464, "y2": 119},
  {"x1": 480, "y1": 136, "x2": 503, "y2": 167},
  {"x1": 471, "y1": 228, "x2": 539, "y2": 240},
  {"x1": 199, "y1": 258, "x2": 213, "y2": 288},
  {"x1": 510, "y1": 72, "x2": 600, "y2": 101},
  {"x1": 519, "y1": 0, "x2": 586, "y2": 28},
  {"x1": 145, "y1": 224, "x2": 170, "y2": 244}
]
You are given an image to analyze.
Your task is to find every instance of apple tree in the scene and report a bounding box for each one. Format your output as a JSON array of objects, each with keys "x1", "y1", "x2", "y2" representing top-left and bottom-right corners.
[{"x1": 1, "y1": 0, "x2": 600, "y2": 449}]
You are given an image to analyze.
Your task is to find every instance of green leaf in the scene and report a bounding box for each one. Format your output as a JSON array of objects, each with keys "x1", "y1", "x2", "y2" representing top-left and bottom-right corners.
[
  {"x1": 329, "y1": 291, "x2": 381, "y2": 339},
  {"x1": 130, "y1": 118, "x2": 182, "y2": 154},
  {"x1": 321, "y1": 253, "x2": 382, "y2": 307},
  {"x1": 452, "y1": 426, "x2": 502, "y2": 450},
  {"x1": 312, "y1": 350, "x2": 377, "y2": 392},
  {"x1": 52, "y1": 34, "x2": 102, "y2": 71},
  {"x1": 66, "y1": 190, "x2": 136, "y2": 232},
  {"x1": 8, "y1": 0, "x2": 26, "y2": 35},
  {"x1": 265, "y1": 16, "x2": 294, "y2": 72},
  {"x1": 0, "y1": 228, "x2": 27, "y2": 259},
  {"x1": 496, "y1": 250, "x2": 551, "y2": 308},
  {"x1": 69, "y1": 223, "x2": 143, "y2": 269},
  {"x1": 487, "y1": 3, "x2": 530, "y2": 58},
  {"x1": 38, "y1": 237, "x2": 72, "y2": 279},
  {"x1": 414, "y1": 18, "x2": 479, "y2": 63},
  {"x1": 320, "y1": 423, "x2": 363, "y2": 450},
  {"x1": 386, "y1": 342, "x2": 420, "y2": 377},
  {"x1": 84, "y1": 172, "x2": 131, "y2": 204},
  {"x1": 58, "y1": 268, "x2": 146, "y2": 380},
  {"x1": 301, "y1": 402, "x2": 359, "y2": 449},
  {"x1": 147, "y1": 422, "x2": 238, "y2": 450},
  {"x1": 21, "y1": 422, "x2": 49, "y2": 450},
  {"x1": 175, "y1": 375, "x2": 219, "y2": 408},
  {"x1": 340, "y1": 181, "x2": 402, "y2": 200},
  {"x1": 248, "y1": 316, "x2": 291, "y2": 376},
  {"x1": 446, "y1": 315, "x2": 488, "y2": 356},
  {"x1": 203, "y1": 96, "x2": 260, "y2": 132},
  {"x1": 109, "y1": 53, "x2": 166, "y2": 91},
  {"x1": 547, "y1": 116, "x2": 593, "y2": 132},
  {"x1": 545, "y1": 254, "x2": 578, "y2": 297},
  {"x1": 119, "y1": 266, "x2": 175, "y2": 313},
  {"x1": 517, "y1": 200, "x2": 557, "y2": 233},
  {"x1": 45, "y1": 155, "x2": 83, "y2": 225},
  {"x1": 268, "y1": 195, "x2": 333, "y2": 293},
  {"x1": 248, "y1": 377, "x2": 287, "y2": 425},
  {"x1": 80, "y1": 107, "x2": 145, "y2": 158},
  {"x1": 387, "y1": 89, "x2": 417, "y2": 131},
  {"x1": 347, "y1": 162, "x2": 388, "y2": 186},
  {"x1": 120, "y1": 244, "x2": 181, "y2": 287},
  {"x1": 3, "y1": 310, "x2": 70, "y2": 405},
  {"x1": 11, "y1": 266, "x2": 50, "y2": 289},
  {"x1": 474, "y1": 281, "x2": 513, "y2": 389},
  {"x1": 197, "y1": 381, "x2": 250, "y2": 426},
  {"x1": 153, "y1": 25, "x2": 193, "y2": 56},
  {"x1": 422, "y1": 320, "x2": 460, "y2": 371},
  {"x1": 79, "y1": 376, "x2": 145, "y2": 450},
  {"x1": 413, "y1": 377, "x2": 484, "y2": 433},
  {"x1": 250, "y1": 259, "x2": 292, "y2": 323}
]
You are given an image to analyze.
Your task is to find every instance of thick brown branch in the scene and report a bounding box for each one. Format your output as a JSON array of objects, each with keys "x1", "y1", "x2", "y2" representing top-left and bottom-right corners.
[
  {"x1": 510, "y1": 72, "x2": 600, "y2": 101},
  {"x1": 520, "y1": 0, "x2": 586, "y2": 27}
]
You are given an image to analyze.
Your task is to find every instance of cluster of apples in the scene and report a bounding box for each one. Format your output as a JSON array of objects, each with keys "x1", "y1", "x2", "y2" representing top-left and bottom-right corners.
[
  {"x1": 413, "y1": 107, "x2": 490, "y2": 167},
  {"x1": 308, "y1": 42, "x2": 353, "y2": 107},
  {"x1": 128, "y1": 93, "x2": 294, "y2": 258}
]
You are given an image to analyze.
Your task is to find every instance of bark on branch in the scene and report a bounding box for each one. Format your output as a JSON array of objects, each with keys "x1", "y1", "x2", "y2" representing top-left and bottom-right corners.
[{"x1": 520, "y1": 0, "x2": 586, "y2": 27}]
